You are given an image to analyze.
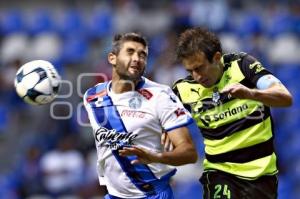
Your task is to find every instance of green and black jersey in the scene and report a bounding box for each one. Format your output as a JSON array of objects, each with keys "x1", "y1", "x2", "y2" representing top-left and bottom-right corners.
[{"x1": 172, "y1": 53, "x2": 278, "y2": 180}]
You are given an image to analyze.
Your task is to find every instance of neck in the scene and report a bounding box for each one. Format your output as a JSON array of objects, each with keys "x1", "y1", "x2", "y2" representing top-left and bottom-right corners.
[
  {"x1": 111, "y1": 75, "x2": 140, "y2": 94},
  {"x1": 218, "y1": 62, "x2": 224, "y2": 78},
  {"x1": 214, "y1": 63, "x2": 224, "y2": 85}
]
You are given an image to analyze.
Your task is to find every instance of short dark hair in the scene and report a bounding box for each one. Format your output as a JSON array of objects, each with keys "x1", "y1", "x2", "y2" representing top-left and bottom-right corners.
[
  {"x1": 176, "y1": 27, "x2": 222, "y2": 63},
  {"x1": 112, "y1": 32, "x2": 148, "y2": 54}
]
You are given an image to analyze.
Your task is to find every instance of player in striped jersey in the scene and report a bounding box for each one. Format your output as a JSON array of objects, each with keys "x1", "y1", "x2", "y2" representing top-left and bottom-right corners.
[
  {"x1": 83, "y1": 32, "x2": 198, "y2": 199},
  {"x1": 172, "y1": 27, "x2": 293, "y2": 199}
]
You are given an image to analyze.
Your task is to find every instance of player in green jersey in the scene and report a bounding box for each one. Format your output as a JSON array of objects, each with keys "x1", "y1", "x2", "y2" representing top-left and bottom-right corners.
[{"x1": 171, "y1": 27, "x2": 293, "y2": 199}]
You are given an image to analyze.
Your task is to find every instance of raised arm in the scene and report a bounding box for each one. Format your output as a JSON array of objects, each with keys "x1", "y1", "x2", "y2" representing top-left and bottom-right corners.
[
  {"x1": 221, "y1": 81, "x2": 293, "y2": 107},
  {"x1": 222, "y1": 54, "x2": 293, "y2": 107}
]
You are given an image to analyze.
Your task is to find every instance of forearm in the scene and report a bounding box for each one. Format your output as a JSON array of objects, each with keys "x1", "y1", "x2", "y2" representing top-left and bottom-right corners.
[
  {"x1": 250, "y1": 85, "x2": 293, "y2": 107},
  {"x1": 154, "y1": 144, "x2": 197, "y2": 166}
]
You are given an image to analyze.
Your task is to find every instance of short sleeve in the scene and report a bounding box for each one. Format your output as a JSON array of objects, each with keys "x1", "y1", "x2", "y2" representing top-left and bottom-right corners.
[
  {"x1": 83, "y1": 90, "x2": 89, "y2": 106},
  {"x1": 240, "y1": 54, "x2": 273, "y2": 86},
  {"x1": 156, "y1": 87, "x2": 193, "y2": 132},
  {"x1": 172, "y1": 78, "x2": 193, "y2": 112}
]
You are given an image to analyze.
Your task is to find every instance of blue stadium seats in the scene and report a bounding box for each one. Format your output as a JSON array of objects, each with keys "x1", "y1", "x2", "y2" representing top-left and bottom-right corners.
[
  {"x1": 266, "y1": 12, "x2": 294, "y2": 37},
  {"x1": 60, "y1": 36, "x2": 88, "y2": 64},
  {"x1": 238, "y1": 13, "x2": 262, "y2": 37},
  {"x1": 0, "y1": 104, "x2": 8, "y2": 133},
  {"x1": 0, "y1": 173, "x2": 20, "y2": 199},
  {"x1": 87, "y1": 8, "x2": 113, "y2": 39},
  {"x1": 174, "y1": 181, "x2": 203, "y2": 199},
  {"x1": 0, "y1": 10, "x2": 25, "y2": 35},
  {"x1": 58, "y1": 9, "x2": 86, "y2": 38},
  {"x1": 278, "y1": 174, "x2": 293, "y2": 199},
  {"x1": 274, "y1": 64, "x2": 300, "y2": 87},
  {"x1": 294, "y1": 15, "x2": 300, "y2": 34},
  {"x1": 27, "y1": 9, "x2": 55, "y2": 35}
]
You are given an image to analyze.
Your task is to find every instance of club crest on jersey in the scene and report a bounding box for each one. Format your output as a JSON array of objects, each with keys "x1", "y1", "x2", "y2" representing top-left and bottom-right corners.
[
  {"x1": 129, "y1": 96, "x2": 142, "y2": 109},
  {"x1": 95, "y1": 97, "x2": 104, "y2": 106},
  {"x1": 212, "y1": 87, "x2": 220, "y2": 105}
]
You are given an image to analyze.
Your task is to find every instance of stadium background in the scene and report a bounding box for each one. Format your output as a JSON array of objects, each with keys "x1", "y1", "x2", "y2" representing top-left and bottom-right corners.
[{"x1": 0, "y1": 0, "x2": 300, "y2": 198}]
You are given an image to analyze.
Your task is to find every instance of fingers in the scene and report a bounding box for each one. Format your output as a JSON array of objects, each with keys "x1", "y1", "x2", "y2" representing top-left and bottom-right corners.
[
  {"x1": 221, "y1": 84, "x2": 236, "y2": 94},
  {"x1": 161, "y1": 132, "x2": 174, "y2": 151},
  {"x1": 165, "y1": 136, "x2": 174, "y2": 151},
  {"x1": 119, "y1": 147, "x2": 136, "y2": 155},
  {"x1": 161, "y1": 132, "x2": 166, "y2": 145},
  {"x1": 221, "y1": 83, "x2": 251, "y2": 99},
  {"x1": 118, "y1": 146, "x2": 148, "y2": 165},
  {"x1": 130, "y1": 159, "x2": 140, "y2": 164},
  {"x1": 221, "y1": 89, "x2": 234, "y2": 100},
  {"x1": 164, "y1": 134, "x2": 171, "y2": 151},
  {"x1": 119, "y1": 146, "x2": 145, "y2": 157},
  {"x1": 227, "y1": 93, "x2": 232, "y2": 99}
]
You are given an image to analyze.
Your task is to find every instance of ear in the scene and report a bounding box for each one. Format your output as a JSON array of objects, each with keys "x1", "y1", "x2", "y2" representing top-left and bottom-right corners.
[
  {"x1": 213, "y1": 52, "x2": 222, "y2": 63},
  {"x1": 214, "y1": 51, "x2": 222, "y2": 62},
  {"x1": 108, "y1": 53, "x2": 116, "y2": 65}
]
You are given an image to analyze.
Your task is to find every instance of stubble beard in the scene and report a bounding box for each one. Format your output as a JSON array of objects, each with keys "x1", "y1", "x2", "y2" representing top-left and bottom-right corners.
[{"x1": 116, "y1": 65, "x2": 144, "y2": 84}]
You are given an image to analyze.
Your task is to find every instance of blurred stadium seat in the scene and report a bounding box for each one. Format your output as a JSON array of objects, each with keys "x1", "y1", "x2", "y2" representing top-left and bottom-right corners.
[
  {"x1": 57, "y1": 9, "x2": 86, "y2": 38},
  {"x1": 27, "y1": 9, "x2": 55, "y2": 35},
  {"x1": 87, "y1": 7, "x2": 113, "y2": 39},
  {"x1": 0, "y1": 10, "x2": 25, "y2": 35},
  {"x1": 60, "y1": 36, "x2": 88, "y2": 64}
]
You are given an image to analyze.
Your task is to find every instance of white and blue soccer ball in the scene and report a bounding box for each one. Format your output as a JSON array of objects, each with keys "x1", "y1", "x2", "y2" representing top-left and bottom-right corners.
[{"x1": 14, "y1": 60, "x2": 61, "y2": 105}]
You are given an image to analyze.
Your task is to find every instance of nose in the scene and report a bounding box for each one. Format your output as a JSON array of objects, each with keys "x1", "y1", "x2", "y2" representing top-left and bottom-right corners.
[
  {"x1": 192, "y1": 71, "x2": 202, "y2": 82},
  {"x1": 132, "y1": 53, "x2": 140, "y2": 62}
]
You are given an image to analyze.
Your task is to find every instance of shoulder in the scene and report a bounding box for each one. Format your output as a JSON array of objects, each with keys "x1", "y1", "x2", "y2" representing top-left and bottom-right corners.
[
  {"x1": 140, "y1": 78, "x2": 176, "y2": 101},
  {"x1": 222, "y1": 52, "x2": 249, "y2": 66},
  {"x1": 223, "y1": 52, "x2": 259, "y2": 69},
  {"x1": 142, "y1": 77, "x2": 170, "y2": 93},
  {"x1": 223, "y1": 52, "x2": 262, "y2": 72},
  {"x1": 83, "y1": 82, "x2": 108, "y2": 103},
  {"x1": 172, "y1": 75, "x2": 198, "y2": 96},
  {"x1": 239, "y1": 53, "x2": 259, "y2": 68},
  {"x1": 172, "y1": 75, "x2": 195, "y2": 88}
]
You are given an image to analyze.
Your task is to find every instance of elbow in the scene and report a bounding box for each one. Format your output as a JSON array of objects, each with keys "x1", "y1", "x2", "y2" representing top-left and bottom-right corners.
[
  {"x1": 191, "y1": 152, "x2": 198, "y2": 163},
  {"x1": 287, "y1": 94, "x2": 293, "y2": 106},
  {"x1": 175, "y1": 152, "x2": 197, "y2": 166},
  {"x1": 187, "y1": 149, "x2": 198, "y2": 164},
  {"x1": 284, "y1": 93, "x2": 293, "y2": 107},
  {"x1": 175, "y1": 149, "x2": 198, "y2": 166},
  {"x1": 281, "y1": 87, "x2": 293, "y2": 107}
]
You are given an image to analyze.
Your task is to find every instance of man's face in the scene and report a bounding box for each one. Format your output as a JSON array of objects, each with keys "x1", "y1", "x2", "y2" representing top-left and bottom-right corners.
[
  {"x1": 182, "y1": 52, "x2": 221, "y2": 88},
  {"x1": 109, "y1": 41, "x2": 148, "y2": 82}
]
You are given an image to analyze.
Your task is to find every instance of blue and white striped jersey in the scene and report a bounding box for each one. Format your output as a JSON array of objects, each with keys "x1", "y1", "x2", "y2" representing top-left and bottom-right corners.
[{"x1": 83, "y1": 77, "x2": 194, "y2": 198}]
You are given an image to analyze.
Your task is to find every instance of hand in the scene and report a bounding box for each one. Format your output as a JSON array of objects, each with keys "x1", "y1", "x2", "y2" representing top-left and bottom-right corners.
[
  {"x1": 221, "y1": 83, "x2": 254, "y2": 99},
  {"x1": 118, "y1": 146, "x2": 160, "y2": 164},
  {"x1": 161, "y1": 132, "x2": 174, "y2": 152}
]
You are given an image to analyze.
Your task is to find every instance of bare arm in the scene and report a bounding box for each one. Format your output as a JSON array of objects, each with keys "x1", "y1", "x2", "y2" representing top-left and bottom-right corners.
[
  {"x1": 222, "y1": 82, "x2": 293, "y2": 107},
  {"x1": 161, "y1": 131, "x2": 174, "y2": 151},
  {"x1": 119, "y1": 126, "x2": 197, "y2": 166}
]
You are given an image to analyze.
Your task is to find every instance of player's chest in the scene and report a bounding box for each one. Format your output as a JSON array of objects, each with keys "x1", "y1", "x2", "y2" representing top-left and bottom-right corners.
[{"x1": 90, "y1": 93, "x2": 158, "y2": 131}]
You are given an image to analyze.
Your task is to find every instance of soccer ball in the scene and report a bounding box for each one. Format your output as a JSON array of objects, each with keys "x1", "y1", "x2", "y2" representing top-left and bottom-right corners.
[{"x1": 14, "y1": 60, "x2": 61, "y2": 105}]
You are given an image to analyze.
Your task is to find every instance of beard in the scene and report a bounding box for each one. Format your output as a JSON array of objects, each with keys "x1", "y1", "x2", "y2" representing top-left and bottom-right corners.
[{"x1": 115, "y1": 61, "x2": 145, "y2": 82}]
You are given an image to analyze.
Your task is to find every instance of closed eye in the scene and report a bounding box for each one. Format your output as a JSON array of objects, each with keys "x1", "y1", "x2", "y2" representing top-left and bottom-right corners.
[
  {"x1": 186, "y1": 65, "x2": 204, "y2": 74},
  {"x1": 127, "y1": 48, "x2": 135, "y2": 54}
]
